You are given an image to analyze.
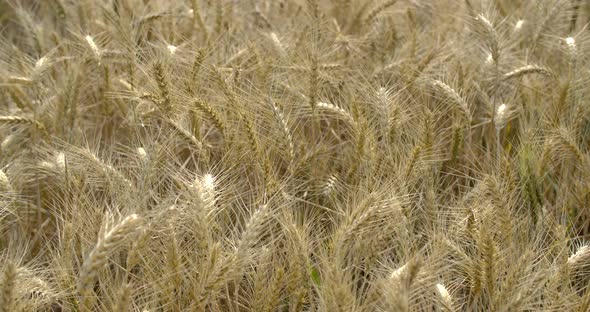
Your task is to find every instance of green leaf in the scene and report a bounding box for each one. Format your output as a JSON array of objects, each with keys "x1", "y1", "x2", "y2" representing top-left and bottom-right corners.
[{"x1": 310, "y1": 266, "x2": 321, "y2": 286}]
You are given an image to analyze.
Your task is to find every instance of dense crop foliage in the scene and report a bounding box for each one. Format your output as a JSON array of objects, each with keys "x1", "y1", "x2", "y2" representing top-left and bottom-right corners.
[{"x1": 1, "y1": 0, "x2": 590, "y2": 311}]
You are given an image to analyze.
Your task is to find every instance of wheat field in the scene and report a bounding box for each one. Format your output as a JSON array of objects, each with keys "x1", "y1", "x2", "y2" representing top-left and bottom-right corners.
[{"x1": 0, "y1": 0, "x2": 590, "y2": 311}]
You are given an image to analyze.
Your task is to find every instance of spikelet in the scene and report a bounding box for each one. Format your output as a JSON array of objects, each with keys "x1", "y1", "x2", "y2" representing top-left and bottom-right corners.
[
  {"x1": 33, "y1": 56, "x2": 50, "y2": 77},
  {"x1": 0, "y1": 169, "x2": 11, "y2": 192},
  {"x1": 495, "y1": 104, "x2": 509, "y2": 130},
  {"x1": 136, "y1": 147, "x2": 147, "y2": 161},
  {"x1": 322, "y1": 174, "x2": 338, "y2": 196},
  {"x1": 568, "y1": 245, "x2": 590, "y2": 269},
  {"x1": 85, "y1": 35, "x2": 101, "y2": 63},
  {"x1": 390, "y1": 263, "x2": 407, "y2": 280},
  {"x1": 35, "y1": 56, "x2": 47, "y2": 69},
  {"x1": 514, "y1": 20, "x2": 524, "y2": 31},
  {"x1": 436, "y1": 283, "x2": 454, "y2": 312},
  {"x1": 200, "y1": 173, "x2": 217, "y2": 215},
  {"x1": 565, "y1": 37, "x2": 577, "y2": 53},
  {"x1": 167, "y1": 44, "x2": 178, "y2": 55},
  {"x1": 269, "y1": 32, "x2": 285, "y2": 55}
]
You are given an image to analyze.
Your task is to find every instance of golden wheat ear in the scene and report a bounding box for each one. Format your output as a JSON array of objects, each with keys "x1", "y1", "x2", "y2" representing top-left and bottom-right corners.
[
  {"x1": 78, "y1": 214, "x2": 142, "y2": 311},
  {"x1": 0, "y1": 261, "x2": 17, "y2": 312}
]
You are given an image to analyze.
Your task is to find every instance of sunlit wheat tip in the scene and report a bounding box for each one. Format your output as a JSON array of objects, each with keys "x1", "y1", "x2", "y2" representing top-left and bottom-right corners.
[
  {"x1": 85, "y1": 35, "x2": 101, "y2": 61},
  {"x1": 485, "y1": 53, "x2": 493, "y2": 65},
  {"x1": 390, "y1": 263, "x2": 407, "y2": 280},
  {"x1": 35, "y1": 57, "x2": 47, "y2": 69},
  {"x1": 0, "y1": 169, "x2": 10, "y2": 191},
  {"x1": 203, "y1": 173, "x2": 215, "y2": 190},
  {"x1": 436, "y1": 283, "x2": 451, "y2": 303},
  {"x1": 118, "y1": 79, "x2": 133, "y2": 90},
  {"x1": 167, "y1": 44, "x2": 178, "y2": 55},
  {"x1": 270, "y1": 32, "x2": 285, "y2": 54},
  {"x1": 136, "y1": 147, "x2": 147, "y2": 159},
  {"x1": 566, "y1": 37, "x2": 576, "y2": 47},
  {"x1": 322, "y1": 175, "x2": 338, "y2": 195},
  {"x1": 503, "y1": 65, "x2": 552, "y2": 80},
  {"x1": 495, "y1": 103, "x2": 508, "y2": 130},
  {"x1": 568, "y1": 245, "x2": 590, "y2": 266},
  {"x1": 55, "y1": 152, "x2": 66, "y2": 169}
]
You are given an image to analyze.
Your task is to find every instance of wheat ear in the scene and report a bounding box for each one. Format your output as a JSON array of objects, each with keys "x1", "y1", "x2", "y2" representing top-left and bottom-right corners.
[
  {"x1": 271, "y1": 102, "x2": 295, "y2": 170},
  {"x1": 317, "y1": 102, "x2": 356, "y2": 125},
  {"x1": 113, "y1": 283, "x2": 132, "y2": 312},
  {"x1": 79, "y1": 149, "x2": 134, "y2": 188},
  {"x1": 568, "y1": 245, "x2": 590, "y2": 270},
  {"x1": 475, "y1": 14, "x2": 499, "y2": 65},
  {"x1": 431, "y1": 80, "x2": 471, "y2": 124},
  {"x1": 153, "y1": 61, "x2": 172, "y2": 115},
  {"x1": 78, "y1": 214, "x2": 141, "y2": 311},
  {"x1": 364, "y1": 0, "x2": 398, "y2": 25},
  {"x1": 0, "y1": 262, "x2": 17, "y2": 312},
  {"x1": 503, "y1": 65, "x2": 553, "y2": 80},
  {"x1": 0, "y1": 116, "x2": 46, "y2": 131},
  {"x1": 436, "y1": 283, "x2": 454, "y2": 312},
  {"x1": 193, "y1": 100, "x2": 224, "y2": 135},
  {"x1": 85, "y1": 35, "x2": 101, "y2": 63}
]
